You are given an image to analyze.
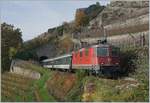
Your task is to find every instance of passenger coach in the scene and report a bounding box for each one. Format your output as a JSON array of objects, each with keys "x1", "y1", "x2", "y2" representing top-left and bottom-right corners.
[{"x1": 42, "y1": 54, "x2": 72, "y2": 69}]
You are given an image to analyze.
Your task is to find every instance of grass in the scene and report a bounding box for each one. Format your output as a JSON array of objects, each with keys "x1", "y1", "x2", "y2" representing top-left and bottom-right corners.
[
  {"x1": 65, "y1": 79, "x2": 83, "y2": 101},
  {"x1": 15, "y1": 95, "x2": 22, "y2": 102},
  {"x1": 1, "y1": 72, "x2": 35, "y2": 102},
  {"x1": 80, "y1": 46, "x2": 149, "y2": 102},
  {"x1": 64, "y1": 70, "x2": 86, "y2": 101},
  {"x1": 34, "y1": 70, "x2": 56, "y2": 102},
  {"x1": 128, "y1": 47, "x2": 149, "y2": 101},
  {"x1": 82, "y1": 76, "x2": 135, "y2": 102},
  {"x1": 26, "y1": 63, "x2": 56, "y2": 102},
  {"x1": 39, "y1": 87, "x2": 56, "y2": 102}
]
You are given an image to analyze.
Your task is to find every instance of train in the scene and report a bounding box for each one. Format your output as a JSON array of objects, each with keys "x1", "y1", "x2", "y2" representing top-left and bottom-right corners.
[{"x1": 41, "y1": 43, "x2": 120, "y2": 76}]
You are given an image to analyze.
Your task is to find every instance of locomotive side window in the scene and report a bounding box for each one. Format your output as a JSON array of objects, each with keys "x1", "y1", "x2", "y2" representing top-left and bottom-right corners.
[
  {"x1": 112, "y1": 47, "x2": 119, "y2": 56},
  {"x1": 65, "y1": 57, "x2": 68, "y2": 64},
  {"x1": 97, "y1": 47, "x2": 108, "y2": 56}
]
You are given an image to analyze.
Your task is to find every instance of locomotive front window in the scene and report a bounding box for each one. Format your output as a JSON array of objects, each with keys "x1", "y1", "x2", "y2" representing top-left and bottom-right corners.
[{"x1": 97, "y1": 47, "x2": 108, "y2": 56}]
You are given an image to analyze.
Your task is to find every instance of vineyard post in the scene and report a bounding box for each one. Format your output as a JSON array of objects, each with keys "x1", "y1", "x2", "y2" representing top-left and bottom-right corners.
[{"x1": 142, "y1": 33, "x2": 145, "y2": 47}]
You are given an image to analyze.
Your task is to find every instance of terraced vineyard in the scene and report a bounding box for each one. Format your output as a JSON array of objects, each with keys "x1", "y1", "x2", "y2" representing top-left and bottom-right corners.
[
  {"x1": 1, "y1": 72, "x2": 35, "y2": 102},
  {"x1": 1, "y1": 60, "x2": 56, "y2": 102}
]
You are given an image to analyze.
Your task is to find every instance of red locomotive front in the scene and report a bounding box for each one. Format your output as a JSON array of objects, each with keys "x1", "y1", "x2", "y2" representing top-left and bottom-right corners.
[
  {"x1": 72, "y1": 44, "x2": 120, "y2": 74},
  {"x1": 96, "y1": 45, "x2": 120, "y2": 66}
]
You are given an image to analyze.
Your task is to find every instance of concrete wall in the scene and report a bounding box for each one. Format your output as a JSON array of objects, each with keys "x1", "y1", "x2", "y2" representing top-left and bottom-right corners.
[{"x1": 10, "y1": 66, "x2": 41, "y2": 79}]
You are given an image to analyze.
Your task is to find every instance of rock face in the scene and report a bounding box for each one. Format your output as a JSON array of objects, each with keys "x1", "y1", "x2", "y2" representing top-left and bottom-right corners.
[
  {"x1": 89, "y1": 1, "x2": 149, "y2": 27},
  {"x1": 109, "y1": 1, "x2": 149, "y2": 8},
  {"x1": 105, "y1": 14, "x2": 149, "y2": 36}
]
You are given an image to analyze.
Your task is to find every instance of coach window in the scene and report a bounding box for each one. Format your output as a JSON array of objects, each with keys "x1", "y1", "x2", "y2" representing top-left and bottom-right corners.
[
  {"x1": 51, "y1": 61, "x2": 54, "y2": 65},
  {"x1": 68, "y1": 57, "x2": 71, "y2": 63},
  {"x1": 68, "y1": 57, "x2": 70, "y2": 64},
  {"x1": 65, "y1": 58, "x2": 67, "y2": 64},
  {"x1": 58, "y1": 59, "x2": 61, "y2": 64},
  {"x1": 49, "y1": 61, "x2": 51, "y2": 65},
  {"x1": 64, "y1": 58, "x2": 67, "y2": 64},
  {"x1": 60, "y1": 58, "x2": 63, "y2": 64},
  {"x1": 67, "y1": 57, "x2": 69, "y2": 64},
  {"x1": 54, "y1": 60, "x2": 56, "y2": 65},
  {"x1": 59, "y1": 59, "x2": 61, "y2": 64},
  {"x1": 55, "y1": 60, "x2": 58, "y2": 65}
]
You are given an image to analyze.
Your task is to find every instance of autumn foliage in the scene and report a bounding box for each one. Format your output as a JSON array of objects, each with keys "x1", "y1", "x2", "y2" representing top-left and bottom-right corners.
[
  {"x1": 75, "y1": 9, "x2": 89, "y2": 28},
  {"x1": 58, "y1": 36, "x2": 74, "y2": 54}
]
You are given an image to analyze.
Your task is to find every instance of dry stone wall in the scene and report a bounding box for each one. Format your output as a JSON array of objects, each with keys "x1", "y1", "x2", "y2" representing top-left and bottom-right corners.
[{"x1": 10, "y1": 60, "x2": 41, "y2": 79}]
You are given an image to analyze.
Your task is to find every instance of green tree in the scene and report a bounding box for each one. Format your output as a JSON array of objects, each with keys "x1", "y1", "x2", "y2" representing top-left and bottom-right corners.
[
  {"x1": 9, "y1": 47, "x2": 17, "y2": 60},
  {"x1": 1, "y1": 22, "x2": 23, "y2": 72}
]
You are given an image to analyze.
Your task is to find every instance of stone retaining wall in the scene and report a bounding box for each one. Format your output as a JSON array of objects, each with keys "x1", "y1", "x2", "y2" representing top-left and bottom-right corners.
[{"x1": 10, "y1": 66, "x2": 41, "y2": 79}]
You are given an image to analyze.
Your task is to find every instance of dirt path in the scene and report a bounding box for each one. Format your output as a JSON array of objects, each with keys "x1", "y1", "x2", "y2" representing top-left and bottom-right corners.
[
  {"x1": 46, "y1": 71, "x2": 77, "y2": 101},
  {"x1": 82, "y1": 81, "x2": 96, "y2": 102}
]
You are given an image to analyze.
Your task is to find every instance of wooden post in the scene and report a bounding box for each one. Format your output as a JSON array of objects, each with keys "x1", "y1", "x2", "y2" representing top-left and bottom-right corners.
[{"x1": 142, "y1": 33, "x2": 145, "y2": 47}]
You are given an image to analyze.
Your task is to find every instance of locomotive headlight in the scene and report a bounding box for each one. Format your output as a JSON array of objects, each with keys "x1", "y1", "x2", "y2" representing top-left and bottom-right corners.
[
  {"x1": 116, "y1": 62, "x2": 119, "y2": 65},
  {"x1": 108, "y1": 58, "x2": 111, "y2": 63}
]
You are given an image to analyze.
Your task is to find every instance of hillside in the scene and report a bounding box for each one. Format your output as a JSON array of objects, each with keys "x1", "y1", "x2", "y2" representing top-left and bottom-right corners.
[{"x1": 20, "y1": 1, "x2": 149, "y2": 60}]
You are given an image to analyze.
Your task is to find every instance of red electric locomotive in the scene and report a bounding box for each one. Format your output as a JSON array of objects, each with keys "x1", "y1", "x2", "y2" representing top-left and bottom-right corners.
[{"x1": 72, "y1": 44, "x2": 120, "y2": 75}]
